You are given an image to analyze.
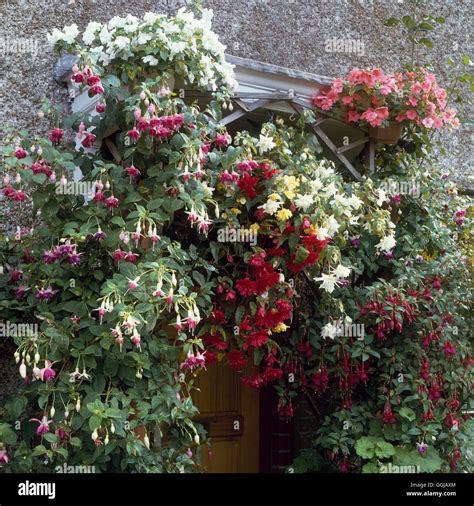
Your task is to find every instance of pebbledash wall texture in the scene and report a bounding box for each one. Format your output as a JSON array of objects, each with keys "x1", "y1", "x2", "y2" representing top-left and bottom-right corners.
[{"x1": 0, "y1": 1, "x2": 472, "y2": 396}]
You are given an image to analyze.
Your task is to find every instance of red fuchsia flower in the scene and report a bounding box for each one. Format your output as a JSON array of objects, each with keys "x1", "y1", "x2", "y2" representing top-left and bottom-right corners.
[
  {"x1": 30, "y1": 415, "x2": 53, "y2": 436},
  {"x1": 35, "y1": 286, "x2": 57, "y2": 301},
  {"x1": 454, "y1": 209, "x2": 466, "y2": 225},
  {"x1": 94, "y1": 229, "x2": 107, "y2": 241},
  {"x1": 40, "y1": 360, "x2": 56, "y2": 381},
  {"x1": 125, "y1": 252, "x2": 138, "y2": 263},
  {"x1": 49, "y1": 128, "x2": 63, "y2": 144},
  {"x1": 391, "y1": 194, "x2": 401, "y2": 206},
  {"x1": 124, "y1": 165, "x2": 141, "y2": 179},
  {"x1": 0, "y1": 449, "x2": 9, "y2": 465},
  {"x1": 431, "y1": 277, "x2": 442, "y2": 290},
  {"x1": 443, "y1": 341, "x2": 457, "y2": 357},
  {"x1": 14, "y1": 147, "x2": 28, "y2": 159},
  {"x1": 31, "y1": 160, "x2": 53, "y2": 177},
  {"x1": 111, "y1": 249, "x2": 127, "y2": 262},
  {"x1": 136, "y1": 117, "x2": 149, "y2": 131},
  {"x1": 96, "y1": 103, "x2": 106, "y2": 113},
  {"x1": 235, "y1": 278, "x2": 258, "y2": 297},
  {"x1": 244, "y1": 330, "x2": 268, "y2": 349},
  {"x1": 70, "y1": 315, "x2": 81, "y2": 324},
  {"x1": 382, "y1": 402, "x2": 396, "y2": 424},
  {"x1": 81, "y1": 132, "x2": 96, "y2": 148},
  {"x1": 127, "y1": 128, "x2": 140, "y2": 143},
  {"x1": 214, "y1": 132, "x2": 231, "y2": 147},
  {"x1": 180, "y1": 350, "x2": 206, "y2": 371},
  {"x1": 105, "y1": 195, "x2": 119, "y2": 210}
]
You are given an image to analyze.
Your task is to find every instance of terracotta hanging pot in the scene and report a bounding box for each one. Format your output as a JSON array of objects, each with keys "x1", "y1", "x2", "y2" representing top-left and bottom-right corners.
[{"x1": 368, "y1": 123, "x2": 403, "y2": 145}]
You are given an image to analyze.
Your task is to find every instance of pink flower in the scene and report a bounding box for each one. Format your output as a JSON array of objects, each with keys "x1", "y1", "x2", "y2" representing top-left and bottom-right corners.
[
  {"x1": 347, "y1": 110, "x2": 360, "y2": 123},
  {"x1": 35, "y1": 286, "x2": 57, "y2": 301},
  {"x1": 14, "y1": 147, "x2": 28, "y2": 159},
  {"x1": 49, "y1": 128, "x2": 63, "y2": 144},
  {"x1": 125, "y1": 165, "x2": 141, "y2": 178},
  {"x1": 214, "y1": 133, "x2": 231, "y2": 147},
  {"x1": 81, "y1": 132, "x2": 96, "y2": 148},
  {"x1": 105, "y1": 195, "x2": 119, "y2": 209},
  {"x1": 40, "y1": 361, "x2": 56, "y2": 382},
  {"x1": 30, "y1": 415, "x2": 53, "y2": 436},
  {"x1": 0, "y1": 450, "x2": 9, "y2": 465},
  {"x1": 443, "y1": 341, "x2": 457, "y2": 357},
  {"x1": 96, "y1": 103, "x2": 106, "y2": 113},
  {"x1": 406, "y1": 110, "x2": 417, "y2": 120},
  {"x1": 127, "y1": 129, "x2": 140, "y2": 143}
]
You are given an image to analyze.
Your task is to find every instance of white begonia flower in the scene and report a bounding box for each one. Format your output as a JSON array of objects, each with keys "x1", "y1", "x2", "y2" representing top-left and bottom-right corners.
[
  {"x1": 376, "y1": 234, "x2": 396, "y2": 252},
  {"x1": 46, "y1": 28, "x2": 64, "y2": 46},
  {"x1": 259, "y1": 199, "x2": 281, "y2": 216},
  {"x1": 334, "y1": 264, "x2": 351, "y2": 279},
  {"x1": 62, "y1": 24, "x2": 80, "y2": 43},
  {"x1": 376, "y1": 189, "x2": 388, "y2": 207},
  {"x1": 257, "y1": 134, "x2": 276, "y2": 154},
  {"x1": 82, "y1": 21, "x2": 102, "y2": 45},
  {"x1": 143, "y1": 12, "x2": 160, "y2": 24},
  {"x1": 295, "y1": 194, "x2": 314, "y2": 212},
  {"x1": 99, "y1": 26, "x2": 114, "y2": 45},
  {"x1": 113, "y1": 36, "x2": 131, "y2": 51},
  {"x1": 143, "y1": 55, "x2": 159, "y2": 66},
  {"x1": 321, "y1": 322, "x2": 338, "y2": 340}
]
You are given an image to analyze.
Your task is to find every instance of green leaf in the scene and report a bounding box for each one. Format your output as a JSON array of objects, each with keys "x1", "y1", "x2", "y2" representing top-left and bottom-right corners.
[
  {"x1": 355, "y1": 437, "x2": 375, "y2": 459},
  {"x1": 362, "y1": 462, "x2": 379, "y2": 473},
  {"x1": 399, "y1": 407, "x2": 416, "y2": 421},
  {"x1": 419, "y1": 38, "x2": 434, "y2": 48},
  {"x1": 89, "y1": 415, "x2": 101, "y2": 431},
  {"x1": 375, "y1": 441, "x2": 396, "y2": 458},
  {"x1": 384, "y1": 17, "x2": 399, "y2": 27}
]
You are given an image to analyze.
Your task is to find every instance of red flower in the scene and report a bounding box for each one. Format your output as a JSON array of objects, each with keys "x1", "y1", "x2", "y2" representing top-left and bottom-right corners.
[
  {"x1": 49, "y1": 128, "x2": 63, "y2": 144},
  {"x1": 442, "y1": 341, "x2": 457, "y2": 357},
  {"x1": 245, "y1": 330, "x2": 268, "y2": 349},
  {"x1": 228, "y1": 350, "x2": 247, "y2": 371},
  {"x1": 235, "y1": 278, "x2": 258, "y2": 297},
  {"x1": 237, "y1": 173, "x2": 259, "y2": 199}
]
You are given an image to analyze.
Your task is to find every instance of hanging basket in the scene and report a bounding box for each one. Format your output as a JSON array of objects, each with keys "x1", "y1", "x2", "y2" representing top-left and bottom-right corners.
[{"x1": 368, "y1": 123, "x2": 403, "y2": 145}]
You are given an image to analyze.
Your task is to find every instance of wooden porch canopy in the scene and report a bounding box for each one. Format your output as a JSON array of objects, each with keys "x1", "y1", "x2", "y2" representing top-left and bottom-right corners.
[{"x1": 54, "y1": 54, "x2": 376, "y2": 180}]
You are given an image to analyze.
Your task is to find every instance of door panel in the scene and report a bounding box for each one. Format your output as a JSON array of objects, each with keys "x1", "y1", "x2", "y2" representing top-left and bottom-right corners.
[{"x1": 193, "y1": 360, "x2": 260, "y2": 473}]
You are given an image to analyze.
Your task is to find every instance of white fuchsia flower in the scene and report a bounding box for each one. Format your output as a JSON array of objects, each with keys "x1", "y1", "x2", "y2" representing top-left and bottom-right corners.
[
  {"x1": 257, "y1": 134, "x2": 276, "y2": 154},
  {"x1": 376, "y1": 234, "x2": 396, "y2": 253}
]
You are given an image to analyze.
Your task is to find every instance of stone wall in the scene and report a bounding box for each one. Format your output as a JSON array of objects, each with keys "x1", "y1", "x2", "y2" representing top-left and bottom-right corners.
[{"x1": 0, "y1": 0, "x2": 472, "y2": 185}]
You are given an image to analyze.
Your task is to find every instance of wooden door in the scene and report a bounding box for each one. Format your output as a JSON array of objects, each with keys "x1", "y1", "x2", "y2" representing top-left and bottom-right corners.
[{"x1": 192, "y1": 361, "x2": 260, "y2": 473}]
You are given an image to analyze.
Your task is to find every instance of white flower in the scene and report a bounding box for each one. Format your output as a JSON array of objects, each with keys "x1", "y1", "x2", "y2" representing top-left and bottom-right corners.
[
  {"x1": 325, "y1": 182, "x2": 337, "y2": 198},
  {"x1": 316, "y1": 227, "x2": 329, "y2": 240},
  {"x1": 321, "y1": 322, "x2": 338, "y2": 339},
  {"x1": 113, "y1": 36, "x2": 131, "y2": 51},
  {"x1": 143, "y1": 55, "x2": 159, "y2": 66},
  {"x1": 295, "y1": 194, "x2": 314, "y2": 212},
  {"x1": 62, "y1": 24, "x2": 79, "y2": 44},
  {"x1": 310, "y1": 178, "x2": 323, "y2": 192},
  {"x1": 108, "y1": 16, "x2": 127, "y2": 29},
  {"x1": 348, "y1": 195, "x2": 363, "y2": 210},
  {"x1": 169, "y1": 41, "x2": 186, "y2": 56},
  {"x1": 314, "y1": 273, "x2": 339, "y2": 294},
  {"x1": 99, "y1": 26, "x2": 114, "y2": 45},
  {"x1": 143, "y1": 12, "x2": 160, "y2": 25},
  {"x1": 376, "y1": 234, "x2": 396, "y2": 252},
  {"x1": 257, "y1": 134, "x2": 276, "y2": 154},
  {"x1": 82, "y1": 21, "x2": 102, "y2": 45},
  {"x1": 326, "y1": 215, "x2": 340, "y2": 237},
  {"x1": 334, "y1": 264, "x2": 351, "y2": 279},
  {"x1": 136, "y1": 33, "x2": 152, "y2": 45},
  {"x1": 259, "y1": 199, "x2": 281, "y2": 216},
  {"x1": 46, "y1": 28, "x2": 64, "y2": 46},
  {"x1": 376, "y1": 189, "x2": 388, "y2": 207}
]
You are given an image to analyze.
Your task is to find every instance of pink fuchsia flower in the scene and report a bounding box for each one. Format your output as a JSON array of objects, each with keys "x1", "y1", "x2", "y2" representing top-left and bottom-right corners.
[
  {"x1": 127, "y1": 277, "x2": 139, "y2": 291},
  {"x1": 131, "y1": 331, "x2": 141, "y2": 349},
  {"x1": 96, "y1": 103, "x2": 106, "y2": 113},
  {"x1": 40, "y1": 360, "x2": 56, "y2": 382},
  {"x1": 443, "y1": 341, "x2": 457, "y2": 357},
  {"x1": 14, "y1": 147, "x2": 28, "y2": 159},
  {"x1": 124, "y1": 165, "x2": 141, "y2": 178},
  {"x1": 94, "y1": 229, "x2": 107, "y2": 241},
  {"x1": 214, "y1": 133, "x2": 231, "y2": 147},
  {"x1": 81, "y1": 132, "x2": 96, "y2": 148},
  {"x1": 35, "y1": 286, "x2": 57, "y2": 301},
  {"x1": 180, "y1": 350, "x2": 206, "y2": 371},
  {"x1": 49, "y1": 128, "x2": 63, "y2": 144},
  {"x1": 30, "y1": 415, "x2": 53, "y2": 436},
  {"x1": 14, "y1": 285, "x2": 30, "y2": 299},
  {"x1": 136, "y1": 117, "x2": 149, "y2": 131},
  {"x1": 111, "y1": 249, "x2": 127, "y2": 262},
  {"x1": 0, "y1": 450, "x2": 9, "y2": 465},
  {"x1": 124, "y1": 252, "x2": 138, "y2": 263},
  {"x1": 416, "y1": 442, "x2": 428, "y2": 455},
  {"x1": 105, "y1": 195, "x2": 119, "y2": 210},
  {"x1": 127, "y1": 129, "x2": 140, "y2": 143},
  {"x1": 9, "y1": 268, "x2": 23, "y2": 283}
]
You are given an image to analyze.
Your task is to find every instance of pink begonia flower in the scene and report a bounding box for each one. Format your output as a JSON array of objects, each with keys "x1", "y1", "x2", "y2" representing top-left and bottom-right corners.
[{"x1": 30, "y1": 415, "x2": 53, "y2": 436}]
